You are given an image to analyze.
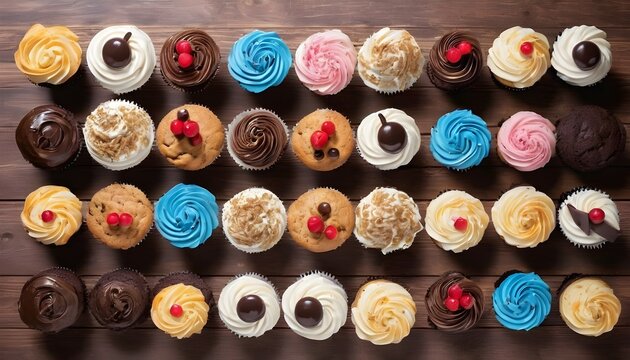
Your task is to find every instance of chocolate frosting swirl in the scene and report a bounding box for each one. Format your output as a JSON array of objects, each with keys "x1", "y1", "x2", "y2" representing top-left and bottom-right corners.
[
  {"x1": 229, "y1": 110, "x2": 288, "y2": 168},
  {"x1": 15, "y1": 105, "x2": 80, "y2": 169},
  {"x1": 427, "y1": 32, "x2": 482, "y2": 90},
  {"x1": 89, "y1": 271, "x2": 149, "y2": 330},
  {"x1": 425, "y1": 272, "x2": 485, "y2": 333}
]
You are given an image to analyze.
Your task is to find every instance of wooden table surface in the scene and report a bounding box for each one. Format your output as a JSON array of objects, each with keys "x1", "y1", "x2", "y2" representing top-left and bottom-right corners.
[{"x1": 1, "y1": 0, "x2": 629, "y2": 359}]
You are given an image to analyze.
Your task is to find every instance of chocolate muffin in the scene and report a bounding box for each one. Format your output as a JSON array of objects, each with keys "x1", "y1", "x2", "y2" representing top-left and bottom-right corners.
[{"x1": 427, "y1": 31, "x2": 483, "y2": 91}]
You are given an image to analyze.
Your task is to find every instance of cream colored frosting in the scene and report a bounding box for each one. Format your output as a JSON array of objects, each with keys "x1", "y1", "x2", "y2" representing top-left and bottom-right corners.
[
  {"x1": 21, "y1": 185, "x2": 82, "y2": 245},
  {"x1": 151, "y1": 284, "x2": 209, "y2": 339},
  {"x1": 425, "y1": 190, "x2": 489, "y2": 253},
  {"x1": 351, "y1": 280, "x2": 416, "y2": 345},
  {"x1": 560, "y1": 277, "x2": 620, "y2": 336}
]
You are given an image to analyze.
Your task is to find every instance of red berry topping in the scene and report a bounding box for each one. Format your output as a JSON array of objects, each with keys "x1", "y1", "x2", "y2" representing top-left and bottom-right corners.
[
  {"x1": 460, "y1": 294, "x2": 474, "y2": 310},
  {"x1": 454, "y1": 217, "x2": 468, "y2": 231},
  {"x1": 170, "y1": 304, "x2": 183, "y2": 317},
  {"x1": 170, "y1": 119, "x2": 185, "y2": 136},
  {"x1": 446, "y1": 47, "x2": 462, "y2": 64},
  {"x1": 310, "y1": 130, "x2": 329, "y2": 150},
  {"x1": 520, "y1": 41, "x2": 534, "y2": 56},
  {"x1": 175, "y1": 40, "x2": 192, "y2": 55},
  {"x1": 324, "y1": 225, "x2": 338, "y2": 240},
  {"x1": 444, "y1": 297, "x2": 460, "y2": 312},
  {"x1": 41, "y1": 210, "x2": 55, "y2": 223},
  {"x1": 307, "y1": 216, "x2": 325, "y2": 234},
  {"x1": 588, "y1": 208, "x2": 605, "y2": 224},
  {"x1": 119, "y1": 213, "x2": 133, "y2": 227},
  {"x1": 447, "y1": 284, "x2": 463, "y2": 300},
  {"x1": 106, "y1": 213, "x2": 120, "y2": 226},
  {"x1": 457, "y1": 41, "x2": 473, "y2": 55},
  {"x1": 321, "y1": 121, "x2": 336, "y2": 135},
  {"x1": 177, "y1": 52, "x2": 194, "y2": 69},
  {"x1": 183, "y1": 120, "x2": 200, "y2": 138},
  {"x1": 189, "y1": 133, "x2": 203, "y2": 146}
]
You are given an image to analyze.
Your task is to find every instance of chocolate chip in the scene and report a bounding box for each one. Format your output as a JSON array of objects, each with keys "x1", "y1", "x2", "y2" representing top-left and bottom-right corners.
[
  {"x1": 327, "y1": 148, "x2": 339, "y2": 158},
  {"x1": 317, "y1": 202, "x2": 331, "y2": 217},
  {"x1": 177, "y1": 109, "x2": 189, "y2": 121},
  {"x1": 314, "y1": 150, "x2": 324, "y2": 160}
]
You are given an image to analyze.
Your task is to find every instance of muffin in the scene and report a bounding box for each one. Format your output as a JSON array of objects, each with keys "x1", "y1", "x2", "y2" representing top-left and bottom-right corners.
[
  {"x1": 427, "y1": 31, "x2": 483, "y2": 91},
  {"x1": 83, "y1": 100, "x2": 155, "y2": 171},
  {"x1": 154, "y1": 184, "x2": 220, "y2": 249},
  {"x1": 294, "y1": 29, "x2": 357, "y2": 95},
  {"x1": 86, "y1": 184, "x2": 154, "y2": 250},
  {"x1": 551, "y1": 25, "x2": 612, "y2": 87},
  {"x1": 555, "y1": 105, "x2": 625, "y2": 172},
  {"x1": 290, "y1": 109, "x2": 354, "y2": 171},
  {"x1": 88, "y1": 269, "x2": 150, "y2": 331},
  {"x1": 351, "y1": 279, "x2": 416, "y2": 345},
  {"x1": 286, "y1": 188, "x2": 354, "y2": 253},
  {"x1": 86, "y1": 25, "x2": 156, "y2": 94},
  {"x1": 356, "y1": 108, "x2": 421, "y2": 170},
  {"x1": 151, "y1": 272, "x2": 212, "y2": 339},
  {"x1": 357, "y1": 27, "x2": 425, "y2": 93},
  {"x1": 15, "y1": 105, "x2": 81, "y2": 170},
  {"x1": 558, "y1": 188, "x2": 620, "y2": 248},
  {"x1": 226, "y1": 109, "x2": 288, "y2": 170},
  {"x1": 354, "y1": 187, "x2": 423, "y2": 254},
  {"x1": 425, "y1": 272, "x2": 485, "y2": 333},
  {"x1": 228, "y1": 30, "x2": 291, "y2": 93},
  {"x1": 487, "y1": 26, "x2": 551, "y2": 89},
  {"x1": 425, "y1": 190, "x2": 489, "y2": 253},
  {"x1": 497, "y1": 111, "x2": 556, "y2": 172},
  {"x1": 222, "y1": 188, "x2": 286, "y2": 253},
  {"x1": 430, "y1": 109, "x2": 491, "y2": 171},
  {"x1": 218, "y1": 274, "x2": 280, "y2": 338},
  {"x1": 14, "y1": 24, "x2": 82, "y2": 85},
  {"x1": 160, "y1": 29, "x2": 221, "y2": 92},
  {"x1": 491, "y1": 186, "x2": 555, "y2": 248},
  {"x1": 18, "y1": 267, "x2": 85, "y2": 333},
  {"x1": 492, "y1": 271, "x2": 551, "y2": 331},
  {"x1": 156, "y1": 104, "x2": 224, "y2": 170},
  {"x1": 281, "y1": 272, "x2": 347, "y2": 341}
]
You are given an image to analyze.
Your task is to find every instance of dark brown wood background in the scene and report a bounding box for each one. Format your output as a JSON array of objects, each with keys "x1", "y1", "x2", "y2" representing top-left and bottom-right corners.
[{"x1": 1, "y1": 0, "x2": 629, "y2": 359}]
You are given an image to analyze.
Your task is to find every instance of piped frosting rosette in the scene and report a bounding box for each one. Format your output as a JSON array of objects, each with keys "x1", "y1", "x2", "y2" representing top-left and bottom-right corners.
[
  {"x1": 493, "y1": 272, "x2": 551, "y2": 331},
  {"x1": 151, "y1": 283, "x2": 209, "y2": 339},
  {"x1": 497, "y1": 111, "x2": 556, "y2": 171}
]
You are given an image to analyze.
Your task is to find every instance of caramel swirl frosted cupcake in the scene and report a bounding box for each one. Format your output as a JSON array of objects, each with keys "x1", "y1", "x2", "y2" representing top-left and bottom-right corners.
[
  {"x1": 425, "y1": 272, "x2": 484, "y2": 333},
  {"x1": 427, "y1": 31, "x2": 483, "y2": 91}
]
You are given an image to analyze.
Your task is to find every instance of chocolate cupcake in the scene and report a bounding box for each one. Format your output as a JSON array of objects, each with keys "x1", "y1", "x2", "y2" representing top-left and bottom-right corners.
[
  {"x1": 425, "y1": 272, "x2": 484, "y2": 333},
  {"x1": 427, "y1": 31, "x2": 483, "y2": 91}
]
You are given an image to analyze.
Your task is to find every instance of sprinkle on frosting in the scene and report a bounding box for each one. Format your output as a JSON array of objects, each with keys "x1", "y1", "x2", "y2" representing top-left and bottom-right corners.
[
  {"x1": 493, "y1": 272, "x2": 551, "y2": 331},
  {"x1": 151, "y1": 283, "x2": 209, "y2": 339},
  {"x1": 497, "y1": 111, "x2": 556, "y2": 172}
]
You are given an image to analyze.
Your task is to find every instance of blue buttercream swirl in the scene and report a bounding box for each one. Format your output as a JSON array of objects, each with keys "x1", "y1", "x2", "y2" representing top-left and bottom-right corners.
[
  {"x1": 228, "y1": 30, "x2": 292, "y2": 93},
  {"x1": 492, "y1": 272, "x2": 552, "y2": 331},
  {"x1": 155, "y1": 184, "x2": 219, "y2": 248},
  {"x1": 430, "y1": 109, "x2": 491, "y2": 170}
]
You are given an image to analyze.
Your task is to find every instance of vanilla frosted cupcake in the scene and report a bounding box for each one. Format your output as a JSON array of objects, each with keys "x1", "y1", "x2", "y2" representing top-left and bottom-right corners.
[
  {"x1": 492, "y1": 186, "x2": 555, "y2": 248},
  {"x1": 425, "y1": 190, "x2": 489, "y2": 253},
  {"x1": 83, "y1": 100, "x2": 154, "y2": 170},
  {"x1": 222, "y1": 188, "x2": 286, "y2": 253},
  {"x1": 497, "y1": 111, "x2": 556, "y2": 172},
  {"x1": 357, "y1": 108, "x2": 421, "y2": 170},
  {"x1": 357, "y1": 27, "x2": 425, "y2": 93}
]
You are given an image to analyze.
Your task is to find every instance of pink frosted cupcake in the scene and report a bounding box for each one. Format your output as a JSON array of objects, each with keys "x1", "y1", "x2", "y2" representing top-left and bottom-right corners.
[
  {"x1": 294, "y1": 30, "x2": 357, "y2": 95},
  {"x1": 497, "y1": 111, "x2": 556, "y2": 172}
]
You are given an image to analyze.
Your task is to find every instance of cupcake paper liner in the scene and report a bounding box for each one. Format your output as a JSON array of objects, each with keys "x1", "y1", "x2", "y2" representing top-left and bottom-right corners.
[
  {"x1": 297, "y1": 270, "x2": 344, "y2": 289},
  {"x1": 494, "y1": 269, "x2": 524, "y2": 289},
  {"x1": 490, "y1": 73, "x2": 531, "y2": 92},
  {"x1": 153, "y1": 271, "x2": 214, "y2": 307},
  {"x1": 556, "y1": 273, "x2": 585, "y2": 295}
]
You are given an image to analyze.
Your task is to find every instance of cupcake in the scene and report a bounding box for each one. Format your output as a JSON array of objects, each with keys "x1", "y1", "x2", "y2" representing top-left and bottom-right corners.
[
  {"x1": 558, "y1": 275, "x2": 621, "y2": 336},
  {"x1": 86, "y1": 25, "x2": 155, "y2": 94},
  {"x1": 294, "y1": 29, "x2": 357, "y2": 95},
  {"x1": 18, "y1": 267, "x2": 85, "y2": 333},
  {"x1": 15, "y1": 105, "x2": 81, "y2": 170},
  {"x1": 558, "y1": 188, "x2": 620, "y2": 249},
  {"x1": 228, "y1": 30, "x2": 291, "y2": 93},
  {"x1": 151, "y1": 272, "x2": 212, "y2": 339},
  {"x1": 226, "y1": 109, "x2": 288, "y2": 170},
  {"x1": 14, "y1": 24, "x2": 82, "y2": 85},
  {"x1": 154, "y1": 184, "x2": 220, "y2": 249},
  {"x1": 356, "y1": 108, "x2": 421, "y2": 170},
  {"x1": 551, "y1": 25, "x2": 611, "y2": 87},
  {"x1": 286, "y1": 188, "x2": 354, "y2": 253},
  {"x1": 88, "y1": 269, "x2": 150, "y2": 331},
  {"x1": 156, "y1": 104, "x2": 225, "y2": 170},
  {"x1": 222, "y1": 188, "x2": 286, "y2": 253},
  {"x1": 497, "y1": 111, "x2": 556, "y2": 172},
  {"x1": 426, "y1": 31, "x2": 483, "y2": 91},
  {"x1": 555, "y1": 105, "x2": 625, "y2": 172},
  {"x1": 430, "y1": 109, "x2": 491, "y2": 171},
  {"x1": 218, "y1": 274, "x2": 280, "y2": 338},
  {"x1": 357, "y1": 27, "x2": 425, "y2": 93},
  {"x1": 351, "y1": 279, "x2": 416, "y2": 345},
  {"x1": 491, "y1": 186, "x2": 555, "y2": 248},
  {"x1": 281, "y1": 272, "x2": 347, "y2": 341},
  {"x1": 354, "y1": 187, "x2": 423, "y2": 254},
  {"x1": 160, "y1": 29, "x2": 221, "y2": 92},
  {"x1": 492, "y1": 271, "x2": 551, "y2": 331},
  {"x1": 425, "y1": 272, "x2": 484, "y2": 333},
  {"x1": 86, "y1": 184, "x2": 154, "y2": 250},
  {"x1": 487, "y1": 26, "x2": 551, "y2": 89},
  {"x1": 83, "y1": 100, "x2": 155, "y2": 171},
  {"x1": 425, "y1": 190, "x2": 489, "y2": 253},
  {"x1": 290, "y1": 109, "x2": 354, "y2": 172},
  {"x1": 21, "y1": 185, "x2": 82, "y2": 246}
]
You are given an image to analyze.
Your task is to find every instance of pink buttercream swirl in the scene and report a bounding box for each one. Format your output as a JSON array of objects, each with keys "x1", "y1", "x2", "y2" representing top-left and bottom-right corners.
[
  {"x1": 294, "y1": 30, "x2": 357, "y2": 95},
  {"x1": 497, "y1": 111, "x2": 556, "y2": 172}
]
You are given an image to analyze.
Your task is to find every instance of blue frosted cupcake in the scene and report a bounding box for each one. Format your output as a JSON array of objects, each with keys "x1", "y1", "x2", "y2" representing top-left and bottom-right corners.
[
  {"x1": 430, "y1": 109, "x2": 491, "y2": 171},
  {"x1": 228, "y1": 30, "x2": 292, "y2": 93},
  {"x1": 154, "y1": 184, "x2": 220, "y2": 248},
  {"x1": 492, "y1": 271, "x2": 552, "y2": 331}
]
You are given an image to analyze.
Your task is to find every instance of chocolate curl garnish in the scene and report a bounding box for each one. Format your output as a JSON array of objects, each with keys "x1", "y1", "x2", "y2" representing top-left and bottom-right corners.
[{"x1": 567, "y1": 204, "x2": 620, "y2": 243}]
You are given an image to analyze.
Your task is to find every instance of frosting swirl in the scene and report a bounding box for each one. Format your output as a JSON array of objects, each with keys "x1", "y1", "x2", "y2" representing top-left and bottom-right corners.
[
  {"x1": 89, "y1": 270, "x2": 149, "y2": 330},
  {"x1": 427, "y1": 31, "x2": 483, "y2": 90},
  {"x1": 228, "y1": 30, "x2": 291, "y2": 93},
  {"x1": 493, "y1": 272, "x2": 551, "y2": 331},
  {"x1": 151, "y1": 284, "x2": 209, "y2": 339},
  {"x1": 497, "y1": 111, "x2": 556, "y2": 172}
]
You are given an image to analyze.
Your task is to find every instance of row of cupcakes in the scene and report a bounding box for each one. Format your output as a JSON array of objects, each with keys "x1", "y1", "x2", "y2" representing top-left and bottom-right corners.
[
  {"x1": 16, "y1": 102, "x2": 626, "y2": 173},
  {"x1": 22, "y1": 184, "x2": 621, "y2": 252},
  {"x1": 15, "y1": 25, "x2": 612, "y2": 93},
  {"x1": 18, "y1": 268, "x2": 622, "y2": 341}
]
